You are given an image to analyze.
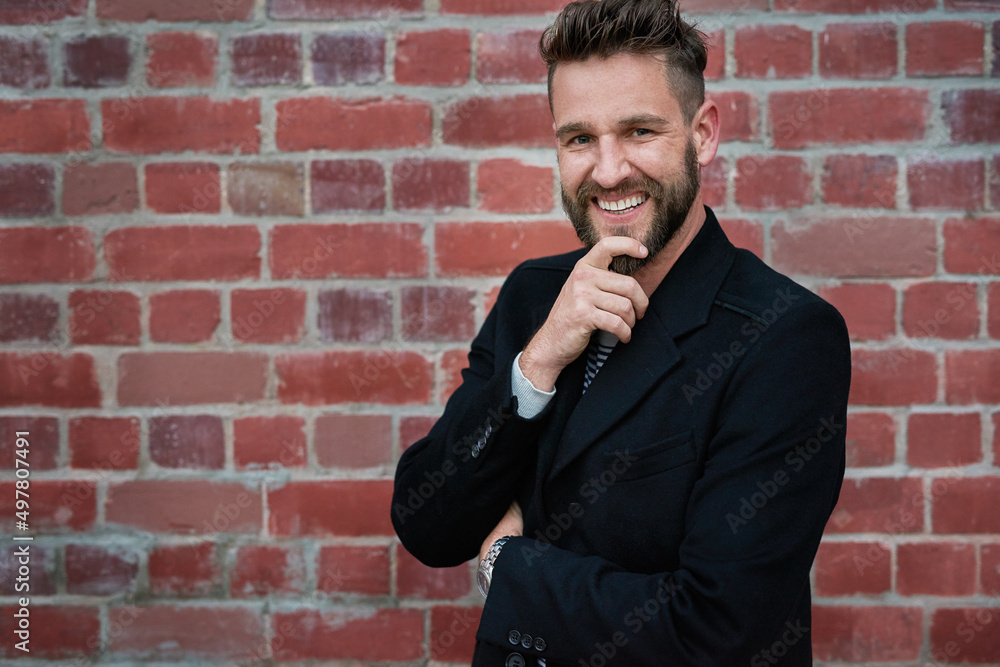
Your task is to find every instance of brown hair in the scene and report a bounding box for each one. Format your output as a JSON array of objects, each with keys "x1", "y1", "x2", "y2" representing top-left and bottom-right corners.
[{"x1": 539, "y1": 0, "x2": 708, "y2": 122}]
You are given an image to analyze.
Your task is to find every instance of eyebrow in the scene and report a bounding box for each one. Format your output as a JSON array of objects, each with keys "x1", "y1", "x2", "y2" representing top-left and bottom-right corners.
[{"x1": 555, "y1": 114, "x2": 672, "y2": 140}]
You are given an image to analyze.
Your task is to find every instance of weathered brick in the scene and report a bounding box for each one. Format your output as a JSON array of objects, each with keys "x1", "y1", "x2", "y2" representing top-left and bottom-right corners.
[
  {"x1": 311, "y1": 32, "x2": 384, "y2": 85},
  {"x1": 395, "y1": 29, "x2": 470, "y2": 86},
  {"x1": 0, "y1": 416, "x2": 58, "y2": 470},
  {"x1": 270, "y1": 223, "x2": 426, "y2": 279},
  {"x1": 704, "y1": 29, "x2": 724, "y2": 81},
  {"x1": 476, "y1": 29, "x2": 546, "y2": 83},
  {"x1": 393, "y1": 158, "x2": 469, "y2": 212},
  {"x1": 822, "y1": 154, "x2": 897, "y2": 208},
  {"x1": 314, "y1": 414, "x2": 392, "y2": 468},
  {"x1": 276, "y1": 97, "x2": 431, "y2": 151},
  {"x1": 0, "y1": 293, "x2": 59, "y2": 343},
  {"x1": 909, "y1": 157, "x2": 984, "y2": 211},
  {"x1": 0, "y1": 544, "x2": 55, "y2": 595},
  {"x1": 107, "y1": 605, "x2": 265, "y2": 660},
  {"x1": 701, "y1": 158, "x2": 727, "y2": 211},
  {"x1": 814, "y1": 541, "x2": 891, "y2": 596},
  {"x1": 776, "y1": 0, "x2": 933, "y2": 10},
  {"x1": 441, "y1": 348, "x2": 468, "y2": 403},
  {"x1": 0, "y1": 353, "x2": 100, "y2": 408},
  {"x1": 0, "y1": 99, "x2": 90, "y2": 154},
  {"x1": 396, "y1": 545, "x2": 470, "y2": 599},
  {"x1": 982, "y1": 541, "x2": 1000, "y2": 594},
  {"x1": 106, "y1": 480, "x2": 261, "y2": 534},
  {"x1": 68, "y1": 289, "x2": 141, "y2": 345},
  {"x1": 145, "y1": 162, "x2": 220, "y2": 214},
  {"x1": 945, "y1": 350, "x2": 1000, "y2": 404},
  {"x1": 932, "y1": 477, "x2": 1000, "y2": 533},
  {"x1": 440, "y1": 0, "x2": 564, "y2": 13},
  {"x1": 0, "y1": 163, "x2": 53, "y2": 218},
  {"x1": 813, "y1": 606, "x2": 922, "y2": 662},
  {"x1": 231, "y1": 33, "x2": 301, "y2": 86},
  {"x1": 149, "y1": 415, "x2": 224, "y2": 470},
  {"x1": 318, "y1": 287, "x2": 393, "y2": 343},
  {"x1": 0, "y1": 480, "x2": 96, "y2": 533},
  {"x1": 436, "y1": 220, "x2": 581, "y2": 277},
  {"x1": 990, "y1": 283, "x2": 1000, "y2": 338},
  {"x1": 907, "y1": 21, "x2": 984, "y2": 77},
  {"x1": 903, "y1": 281, "x2": 979, "y2": 339},
  {"x1": 275, "y1": 351, "x2": 432, "y2": 405},
  {"x1": 718, "y1": 218, "x2": 764, "y2": 258},
  {"x1": 845, "y1": 411, "x2": 896, "y2": 467},
  {"x1": 477, "y1": 159, "x2": 553, "y2": 213},
  {"x1": 268, "y1": 480, "x2": 394, "y2": 536},
  {"x1": 828, "y1": 478, "x2": 924, "y2": 534},
  {"x1": 230, "y1": 544, "x2": 306, "y2": 597},
  {"x1": 102, "y1": 96, "x2": 260, "y2": 154},
  {"x1": 231, "y1": 288, "x2": 305, "y2": 343},
  {"x1": 898, "y1": 542, "x2": 976, "y2": 596},
  {"x1": 734, "y1": 25, "x2": 811, "y2": 79},
  {"x1": 97, "y1": 0, "x2": 253, "y2": 21},
  {"x1": 65, "y1": 544, "x2": 138, "y2": 595},
  {"x1": 0, "y1": 0, "x2": 86, "y2": 24},
  {"x1": 850, "y1": 348, "x2": 937, "y2": 405},
  {"x1": 69, "y1": 416, "x2": 140, "y2": 470},
  {"x1": 401, "y1": 285, "x2": 476, "y2": 342},
  {"x1": 148, "y1": 542, "x2": 220, "y2": 597},
  {"x1": 943, "y1": 89, "x2": 1000, "y2": 144},
  {"x1": 234, "y1": 416, "x2": 306, "y2": 469},
  {"x1": 431, "y1": 606, "x2": 482, "y2": 662},
  {"x1": 104, "y1": 225, "x2": 260, "y2": 281},
  {"x1": 311, "y1": 159, "x2": 384, "y2": 213},
  {"x1": 443, "y1": 94, "x2": 551, "y2": 147},
  {"x1": 118, "y1": 352, "x2": 268, "y2": 406},
  {"x1": 268, "y1": 0, "x2": 422, "y2": 19},
  {"x1": 907, "y1": 412, "x2": 982, "y2": 467},
  {"x1": 316, "y1": 545, "x2": 390, "y2": 595},
  {"x1": 64, "y1": 35, "x2": 130, "y2": 87},
  {"x1": 819, "y1": 23, "x2": 896, "y2": 79},
  {"x1": 146, "y1": 31, "x2": 217, "y2": 88},
  {"x1": 708, "y1": 91, "x2": 760, "y2": 143},
  {"x1": 0, "y1": 36, "x2": 49, "y2": 88},
  {"x1": 62, "y1": 162, "x2": 137, "y2": 216},
  {"x1": 817, "y1": 282, "x2": 896, "y2": 341},
  {"x1": 734, "y1": 155, "x2": 811, "y2": 210},
  {"x1": 0, "y1": 605, "x2": 98, "y2": 660},
  {"x1": 930, "y1": 608, "x2": 1000, "y2": 663},
  {"x1": 271, "y1": 608, "x2": 422, "y2": 661},
  {"x1": 149, "y1": 290, "x2": 220, "y2": 343},
  {"x1": 943, "y1": 217, "x2": 1000, "y2": 274}
]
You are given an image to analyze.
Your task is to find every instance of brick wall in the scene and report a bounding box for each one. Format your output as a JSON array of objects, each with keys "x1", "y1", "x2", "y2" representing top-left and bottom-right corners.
[{"x1": 0, "y1": 0, "x2": 997, "y2": 663}]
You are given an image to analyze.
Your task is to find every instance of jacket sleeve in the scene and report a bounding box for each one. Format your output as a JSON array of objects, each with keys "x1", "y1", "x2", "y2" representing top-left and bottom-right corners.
[
  {"x1": 391, "y1": 265, "x2": 554, "y2": 567},
  {"x1": 476, "y1": 300, "x2": 852, "y2": 665}
]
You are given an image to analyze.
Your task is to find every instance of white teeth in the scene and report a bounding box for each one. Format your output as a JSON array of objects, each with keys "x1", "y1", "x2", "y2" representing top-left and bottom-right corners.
[{"x1": 597, "y1": 194, "x2": 646, "y2": 213}]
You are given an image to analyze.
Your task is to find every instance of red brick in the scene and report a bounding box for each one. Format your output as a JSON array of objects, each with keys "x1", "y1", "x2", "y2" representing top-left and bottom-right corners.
[
  {"x1": 149, "y1": 415, "x2": 224, "y2": 470},
  {"x1": 0, "y1": 293, "x2": 58, "y2": 343},
  {"x1": 315, "y1": 414, "x2": 392, "y2": 469},
  {"x1": 444, "y1": 94, "x2": 551, "y2": 147},
  {"x1": 393, "y1": 158, "x2": 469, "y2": 212},
  {"x1": 268, "y1": 480, "x2": 393, "y2": 536},
  {"x1": 813, "y1": 605, "x2": 922, "y2": 662},
  {"x1": 734, "y1": 25, "x2": 811, "y2": 79},
  {"x1": 944, "y1": 217, "x2": 1000, "y2": 274},
  {"x1": 708, "y1": 91, "x2": 760, "y2": 143},
  {"x1": 149, "y1": 542, "x2": 220, "y2": 596},
  {"x1": 316, "y1": 545, "x2": 390, "y2": 595},
  {"x1": 270, "y1": 222, "x2": 426, "y2": 279},
  {"x1": 994, "y1": 21, "x2": 1000, "y2": 77},
  {"x1": 0, "y1": 480, "x2": 96, "y2": 533},
  {"x1": 944, "y1": 89, "x2": 1000, "y2": 144},
  {"x1": 995, "y1": 413, "x2": 1000, "y2": 466},
  {"x1": 108, "y1": 605, "x2": 264, "y2": 660},
  {"x1": 718, "y1": 218, "x2": 764, "y2": 258},
  {"x1": 436, "y1": 220, "x2": 581, "y2": 277},
  {"x1": 946, "y1": 350, "x2": 1000, "y2": 404},
  {"x1": 150, "y1": 290, "x2": 220, "y2": 343},
  {"x1": 850, "y1": 348, "x2": 937, "y2": 406},
  {"x1": 990, "y1": 283, "x2": 1000, "y2": 338},
  {"x1": 431, "y1": 606, "x2": 482, "y2": 662},
  {"x1": 701, "y1": 157, "x2": 727, "y2": 210},
  {"x1": 65, "y1": 544, "x2": 138, "y2": 595},
  {"x1": 734, "y1": 155, "x2": 811, "y2": 210},
  {"x1": 441, "y1": 348, "x2": 468, "y2": 403},
  {"x1": 0, "y1": 0, "x2": 86, "y2": 24},
  {"x1": 64, "y1": 35, "x2": 130, "y2": 87},
  {"x1": 0, "y1": 605, "x2": 98, "y2": 660},
  {"x1": 231, "y1": 33, "x2": 300, "y2": 86},
  {"x1": 276, "y1": 97, "x2": 431, "y2": 151},
  {"x1": 231, "y1": 545, "x2": 306, "y2": 597},
  {"x1": 0, "y1": 416, "x2": 58, "y2": 470},
  {"x1": 903, "y1": 281, "x2": 980, "y2": 339},
  {"x1": 993, "y1": 154, "x2": 1000, "y2": 209},
  {"x1": 0, "y1": 544, "x2": 55, "y2": 595},
  {"x1": 898, "y1": 541, "x2": 976, "y2": 596},
  {"x1": 311, "y1": 32, "x2": 384, "y2": 85},
  {"x1": 231, "y1": 288, "x2": 305, "y2": 344},
  {"x1": 820, "y1": 23, "x2": 897, "y2": 79},
  {"x1": 982, "y1": 542, "x2": 1000, "y2": 594},
  {"x1": 704, "y1": 29, "x2": 724, "y2": 81},
  {"x1": 68, "y1": 290, "x2": 140, "y2": 345},
  {"x1": 0, "y1": 352, "x2": 100, "y2": 408},
  {"x1": 311, "y1": 159, "x2": 384, "y2": 212},
  {"x1": 268, "y1": 0, "x2": 422, "y2": 19},
  {"x1": 772, "y1": 217, "x2": 936, "y2": 278},
  {"x1": 117, "y1": 352, "x2": 267, "y2": 406},
  {"x1": 62, "y1": 162, "x2": 137, "y2": 216},
  {"x1": 272, "y1": 608, "x2": 422, "y2": 661},
  {"x1": 845, "y1": 412, "x2": 897, "y2": 467},
  {"x1": 827, "y1": 477, "x2": 924, "y2": 534},
  {"x1": 814, "y1": 541, "x2": 891, "y2": 596},
  {"x1": 822, "y1": 154, "x2": 897, "y2": 208},
  {"x1": 776, "y1": 0, "x2": 934, "y2": 10},
  {"x1": 818, "y1": 283, "x2": 896, "y2": 341},
  {"x1": 0, "y1": 163, "x2": 53, "y2": 217},
  {"x1": 679, "y1": 0, "x2": 768, "y2": 11},
  {"x1": 930, "y1": 608, "x2": 1000, "y2": 663},
  {"x1": 396, "y1": 545, "x2": 470, "y2": 599},
  {"x1": 102, "y1": 96, "x2": 259, "y2": 154},
  {"x1": 908, "y1": 413, "x2": 982, "y2": 468},
  {"x1": 318, "y1": 287, "x2": 392, "y2": 343},
  {"x1": 933, "y1": 477, "x2": 1000, "y2": 533},
  {"x1": 770, "y1": 88, "x2": 928, "y2": 149},
  {"x1": 947, "y1": 0, "x2": 1000, "y2": 8},
  {"x1": 909, "y1": 157, "x2": 984, "y2": 211},
  {"x1": 908, "y1": 21, "x2": 984, "y2": 77},
  {"x1": 69, "y1": 416, "x2": 139, "y2": 470},
  {"x1": 477, "y1": 29, "x2": 545, "y2": 83},
  {"x1": 145, "y1": 162, "x2": 220, "y2": 214},
  {"x1": 440, "y1": 0, "x2": 565, "y2": 13},
  {"x1": 484, "y1": 286, "x2": 502, "y2": 314},
  {"x1": 97, "y1": 0, "x2": 253, "y2": 21},
  {"x1": 400, "y1": 415, "x2": 439, "y2": 450},
  {"x1": 275, "y1": 350, "x2": 432, "y2": 405},
  {"x1": 104, "y1": 225, "x2": 260, "y2": 281},
  {"x1": 0, "y1": 99, "x2": 89, "y2": 153},
  {"x1": 402, "y1": 285, "x2": 476, "y2": 342},
  {"x1": 234, "y1": 416, "x2": 306, "y2": 469},
  {"x1": 146, "y1": 31, "x2": 217, "y2": 87},
  {"x1": 477, "y1": 158, "x2": 553, "y2": 214},
  {"x1": 107, "y1": 480, "x2": 261, "y2": 534},
  {"x1": 396, "y1": 29, "x2": 469, "y2": 86}
]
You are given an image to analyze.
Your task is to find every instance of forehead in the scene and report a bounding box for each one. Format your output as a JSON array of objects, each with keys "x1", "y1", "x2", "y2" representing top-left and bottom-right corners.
[{"x1": 550, "y1": 52, "x2": 684, "y2": 128}]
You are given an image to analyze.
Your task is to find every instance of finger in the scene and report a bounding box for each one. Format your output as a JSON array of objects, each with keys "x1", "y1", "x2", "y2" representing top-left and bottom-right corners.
[
  {"x1": 591, "y1": 271, "x2": 649, "y2": 320},
  {"x1": 594, "y1": 310, "x2": 634, "y2": 344},
  {"x1": 581, "y1": 236, "x2": 648, "y2": 270},
  {"x1": 592, "y1": 291, "x2": 637, "y2": 329}
]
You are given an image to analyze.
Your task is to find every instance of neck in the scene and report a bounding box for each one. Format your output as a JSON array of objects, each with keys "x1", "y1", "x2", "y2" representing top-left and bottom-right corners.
[{"x1": 633, "y1": 197, "x2": 706, "y2": 298}]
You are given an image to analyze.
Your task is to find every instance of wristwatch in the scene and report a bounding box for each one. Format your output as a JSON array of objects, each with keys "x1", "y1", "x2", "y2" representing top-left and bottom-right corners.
[{"x1": 477, "y1": 536, "x2": 511, "y2": 598}]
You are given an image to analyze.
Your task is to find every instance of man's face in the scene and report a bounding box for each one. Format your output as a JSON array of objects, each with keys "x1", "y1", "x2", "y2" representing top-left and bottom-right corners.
[{"x1": 551, "y1": 53, "x2": 702, "y2": 275}]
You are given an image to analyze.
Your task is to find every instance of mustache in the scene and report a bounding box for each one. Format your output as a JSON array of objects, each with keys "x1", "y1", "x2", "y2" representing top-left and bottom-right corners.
[{"x1": 575, "y1": 176, "x2": 665, "y2": 203}]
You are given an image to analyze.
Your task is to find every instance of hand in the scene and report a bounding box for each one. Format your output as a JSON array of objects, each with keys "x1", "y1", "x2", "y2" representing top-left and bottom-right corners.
[
  {"x1": 480, "y1": 501, "x2": 524, "y2": 564},
  {"x1": 520, "y1": 237, "x2": 650, "y2": 391}
]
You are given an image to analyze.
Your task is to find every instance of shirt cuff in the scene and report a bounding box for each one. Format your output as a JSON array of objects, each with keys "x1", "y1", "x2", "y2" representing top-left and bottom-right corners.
[{"x1": 510, "y1": 351, "x2": 556, "y2": 419}]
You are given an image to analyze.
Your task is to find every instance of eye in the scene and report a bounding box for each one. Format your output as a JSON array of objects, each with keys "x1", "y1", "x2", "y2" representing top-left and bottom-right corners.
[
  {"x1": 634, "y1": 128, "x2": 651, "y2": 137},
  {"x1": 570, "y1": 135, "x2": 591, "y2": 145}
]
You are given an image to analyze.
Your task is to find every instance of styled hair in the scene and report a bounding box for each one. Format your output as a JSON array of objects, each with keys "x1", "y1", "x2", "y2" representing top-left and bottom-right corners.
[{"x1": 539, "y1": 0, "x2": 708, "y2": 122}]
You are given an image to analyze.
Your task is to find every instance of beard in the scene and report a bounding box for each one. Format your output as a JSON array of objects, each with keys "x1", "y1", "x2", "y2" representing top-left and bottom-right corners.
[{"x1": 562, "y1": 138, "x2": 700, "y2": 276}]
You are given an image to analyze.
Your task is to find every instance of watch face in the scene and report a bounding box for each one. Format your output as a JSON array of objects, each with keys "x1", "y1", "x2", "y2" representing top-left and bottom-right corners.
[{"x1": 477, "y1": 566, "x2": 490, "y2": 597}]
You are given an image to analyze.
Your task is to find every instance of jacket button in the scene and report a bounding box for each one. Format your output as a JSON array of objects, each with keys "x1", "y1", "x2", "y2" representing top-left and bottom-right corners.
[
  {"x1": 534, "y1": 636, "x2": 547, "y2": 652},
  {"x1": 520, "y1": 634, "x2": 533, "y2": 649},
  {"x1": 505, "y1": 652, "x2": 525, "y2": 667},
  {"x1": 508, "y1": 630, "x2": 520, "y2": 645}
]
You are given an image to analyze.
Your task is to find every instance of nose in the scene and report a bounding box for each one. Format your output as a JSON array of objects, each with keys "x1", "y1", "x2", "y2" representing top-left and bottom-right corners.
[{"x1": 591, "y1": 137, "x2": 631, "y2": 189}]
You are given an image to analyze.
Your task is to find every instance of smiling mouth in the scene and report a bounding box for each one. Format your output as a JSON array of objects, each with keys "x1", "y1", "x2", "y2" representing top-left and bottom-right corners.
[{"x1": 595, "y1": 193, "x2": 648, "y2": 214}]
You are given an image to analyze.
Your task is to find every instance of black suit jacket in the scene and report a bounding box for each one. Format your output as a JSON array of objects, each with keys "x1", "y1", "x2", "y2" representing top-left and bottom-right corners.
[{"x1": 393, "y1": 208, "x2": 852, "y2": 666}]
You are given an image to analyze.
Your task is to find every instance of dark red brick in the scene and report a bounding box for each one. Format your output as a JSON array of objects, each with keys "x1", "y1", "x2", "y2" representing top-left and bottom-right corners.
[
  {"x1": 231, "y1": 288, "x2": 306, "y2": 344},
  {"x1": 443, "y1": 94, "x2": 551, "y2": 147},
  {"x1": 709, "y1": 91, "x2": 760, "y2": 143},
  {"x1": 0, "y1": 36, "x2": 49, "y2": 88},
  {"x1": 0, "y1": 605, "x2": 99, "y2": 660},
  {"x1": 903, "y1": 281, "x2": 980, "y2": 339},
  {"x1": 400, "y1": 415, "x2": 438, "y2": 451},
  {"x1": 907, "y1": 21, "x2": 984, "y2": 77},
  {"x1": 982, "y1": 542, "x2": 1000, "y2": 594},
  {"x1": 268, "y1": 0, "x2": 422, "y2": 19},
  {"x1": 276, "y1": 97, "x2": 430, "y2": 151},
  {"x1": 701, "y1": 157, "x2": 727, "y2": 210},
  {"x1": 477, "y1": 29, "x2": 546, "y2": 83},
  {"x1": 734, "y1": 25, "x2": 811, "y2": 79},
  {"x1": 0, "y1": 353, "x2": 101, "y2": 408},
  {"x1": 814, "y1": 541, "x2": 891, "y2": 596},
  {"x1": 311, "y1": 32, "x2": 384, "y2": 85},
  {"x1": 315, "y1": 414, "x2": 392, "y2": 469},
  {"x1": 850, "y1": 348, "x2": 937, "y2": 406},
  {"x1": 734, "y1": 155, "x2": 811, "y2": 210},
  {"x1": 395, "y1": 29, "x2": 470, "y2": 86},
  {"x1": 318, "y1": 288, "x2": 392, "y2": 343},
  {"x1": 813, "y1": 605, "x2": 922, "y2": 662},
  {"x1": 440, "y1": 0, "x2": 565, "y2": 13},
  {"x1": 907, "y1": 412, "x2": 982, "y2": 468},
  {"x1": 932, "y1": 477, "x2": 1000, "y2": 534},
  {"x1": 0, "y1": 480, "x2": 96, "y2": 533},
  {"x1": 106, "y1": 480, "x2": 261, "y2": 534},
  {"x1": 234, "y1": 415, "x2": 306, "y2": 469},
  {"x1": 477, "y1": 158, "x2": 553, "y2": 213},
  {"x1": 0, "y1": 0, "x2": 86, "y2": 25},
  {"x1": 270, "y1": 222, "x2": 426, "y2": 279},
  {"x1": 822, "y1": 154, "x2": 897, "y2": 208},
  {"x1": 102, "y1": 96, "x2": 260, "y2": 154},
  {"x1": 231, "y1": 33, "x2": 301, "y2": 86},
  {"x1": 107, "y1": 605, "x2": 264, "y2": 660},
  {"x1": 818, "y1": 283, "x2": 896, "y2": 341},
  {"x1": 704, "y1": 29, "x2": 724, "y2": 81},
  {"x1": 146, "y1": 31, "x2": 217, "y2": 88},
  {"x1": 65, "y1": 544, "x2": 138, "y2": 595},
  {"x1": 990, "y1": 283, "x2": 1000, "y2": 338},
  {"x1": 104, "y1": 225, "x2": 260, "y2": 281},
  {"x1": 828, "y1": 477, "x2": 924, "y2": 534},
  {"x1": 944, "y1": 89, "x2": 1000, "y2": 143},
  {"x1": 69, "y1": 416, "x2": 140, "y2": 470},
  {"x1": 845, "y1": 412, "x2": 896, "y2": 467},
  {"x1": 0, "y1": 416, "x2": 58, "y2": 471},
  {"x1": 271, "y1": 608, "x2": 422, "y2": 661},
  {"x1": 898, "y1": 542, "x2": 976, "y2": 595},
  {"x1": 62, "y1": 162, "x2": 137, "y2": 216},
  {"x1": 275, "y1": 351, "x2": 432, "y2": 405},
  {"x1": 820, "y1": 23, "x2": 897, "y2": 79},
  {"x1": 0, "y1": 293, "x2": 58, "y2": 342},
  {"x1": 68, "y1": 290, "x2": 141, "y2": 345},
  {"x1": 311, "y1": 159, "x2": 384, "y2": 212},
  {"x1": 946, "y1": 350, "x2": 1000, "y2": 404},
  {"x1": 148, "y1": 542, "x2": 220, "y2": 597},
  {"x1": 431, "y1": 606, "x2": 482, "y2": 662},
  {"x1": 930, "y1": 608, "x2": 1000, "y2": 664},
  {"x1": 150, "y1": 290, "x2": 220, "y2": 343},
  {"x1": 393, "y1": 158, "x2": 469, "y2": 212},
  {"x1": 64, "y1": 35, "x2": 130, "y2": 88},
  {"x1": 396, "y1": 545, "x2": 470, "y2": 599},
  {"x1": 268, "y1": 480, "x2": 394, "y2": 536},
  {"x1": 943, "y1": 217, "x2": 1000, "y2": 274},
  {"x1": 776, "y1": 0, "x2": 934, "y2": 10},
  {"x1": 117, "y1": 352, "x2": 267, "y2": 406},
  {"x1": 230, "y1": 545, "x2": 306, "y2": 597},
  {"x1": 149, "y1": 415, "x2": 224, "y2": 470},
  {"x1": 0, "y1": 163, "x2": 54, "y2": 217},
  {"x1": 441, "y1": 348, "x2": 467, "y2": 403},
  {"x1": 97, "y1": 0, "x2": 253, "y2": 21},
  {"x1": 401, "y1": 285, "x2": 476, "y2": 342},
  {"x1": 0, "y1": 99, "x2": 90, "y2": 154},
  {"x1": 718, "y1": 218, "x2": 763, "y2": 258},
  {"x1": 909, "y1": 157, "x2": 984, "y2": 211},
  {"x1": 316, "y1": 545, "x2": 390, "y2": 595},
  {"x1": 0, "y1": 544, "x2": 55, "y2": 595},
  {"x1": 436, "y1": 220, "x2": 581, "y2": 277},
  {"x1": 145, "y1": 162, "x2": 221, "y2": 214}
]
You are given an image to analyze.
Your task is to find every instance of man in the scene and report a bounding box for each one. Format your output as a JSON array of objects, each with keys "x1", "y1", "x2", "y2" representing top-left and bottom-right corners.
[{"x1": 392, "y1": 0, "x2": 851, "y2": 664}]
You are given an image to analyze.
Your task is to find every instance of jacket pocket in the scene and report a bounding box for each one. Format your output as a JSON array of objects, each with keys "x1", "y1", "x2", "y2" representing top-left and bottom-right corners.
[{"x1": 603, "y1": 430, "x2": 696, "y2": 482}]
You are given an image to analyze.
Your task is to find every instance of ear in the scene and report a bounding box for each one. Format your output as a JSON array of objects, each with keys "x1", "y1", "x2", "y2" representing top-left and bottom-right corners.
[{"x1": 691, "y1": 99, "x2": 720, "y2": 168}]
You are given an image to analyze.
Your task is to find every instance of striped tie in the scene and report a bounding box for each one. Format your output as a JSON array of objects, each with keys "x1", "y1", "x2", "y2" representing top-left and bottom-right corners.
[{"x1": 583, "y1": 330, "x2": 618, "y2": 394}]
